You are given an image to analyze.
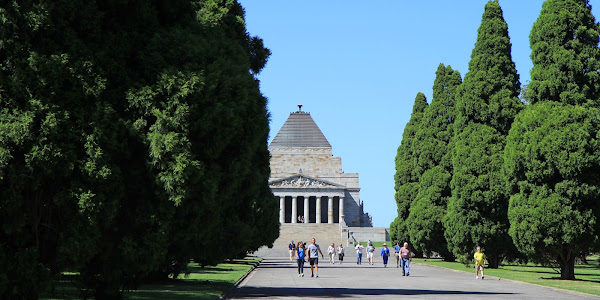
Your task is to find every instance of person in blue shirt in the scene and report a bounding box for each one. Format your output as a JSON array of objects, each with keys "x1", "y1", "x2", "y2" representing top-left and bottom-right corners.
[
  {"x1": 394, "y1": 241, "x2": 402, "y2": 268},
  {"x1": 288, "y1": 241, "x2": 296, "y2": 263},
  {"x1": 295, "y1": 241, "x2": 306, "y2": 277},
  {"x1": 381, "y1": 243, "x2": 391, "y2": 267}
]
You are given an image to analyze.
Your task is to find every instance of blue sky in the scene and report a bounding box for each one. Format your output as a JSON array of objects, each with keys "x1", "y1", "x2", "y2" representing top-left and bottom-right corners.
[{"x1": 239, "y1": 1, "x2": 600, "y2": 227}]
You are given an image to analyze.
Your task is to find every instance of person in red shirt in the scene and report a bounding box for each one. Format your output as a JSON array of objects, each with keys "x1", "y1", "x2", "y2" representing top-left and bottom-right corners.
[{"x1": 400, "y1": 242, "x2": 412, "y2": 276}]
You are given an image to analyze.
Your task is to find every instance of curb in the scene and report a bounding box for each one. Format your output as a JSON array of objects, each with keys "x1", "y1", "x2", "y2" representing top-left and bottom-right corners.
[
  {"x1": 220, "y1": 257, "x2": 262, "y2": 300},
  {"x1": 412, "y1": 261, "x2": 600, "y2": 299}
]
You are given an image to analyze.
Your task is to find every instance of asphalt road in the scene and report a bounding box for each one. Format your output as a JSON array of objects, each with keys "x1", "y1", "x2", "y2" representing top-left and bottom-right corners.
[{"x1": 229, "y1": 257, "x2": 598, "y2": 299}]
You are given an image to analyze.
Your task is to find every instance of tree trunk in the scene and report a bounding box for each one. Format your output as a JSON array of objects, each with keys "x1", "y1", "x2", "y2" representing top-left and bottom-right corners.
[
  {"x1": 487, "y1": 253, "x2": 499, "y2": 269},
  {"x1": 559, "y1": 254, "x2": 575, "y2": 280}
]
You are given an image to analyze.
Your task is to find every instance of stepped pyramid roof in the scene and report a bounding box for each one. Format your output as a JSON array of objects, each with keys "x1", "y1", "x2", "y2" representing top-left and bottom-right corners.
[{"x1": 270, "y1": 106, "x2": 331, "y2": 148}]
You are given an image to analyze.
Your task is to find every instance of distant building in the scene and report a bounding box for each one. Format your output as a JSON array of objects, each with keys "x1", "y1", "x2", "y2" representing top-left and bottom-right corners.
[{"x1": 266, "y1": 106, "x2": 388, "y2": 249}]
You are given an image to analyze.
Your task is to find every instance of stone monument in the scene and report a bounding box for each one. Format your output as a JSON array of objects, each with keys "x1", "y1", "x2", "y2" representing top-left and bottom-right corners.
[{"x1": 265, "y1": 106, "x2": 388, "y2": 250}]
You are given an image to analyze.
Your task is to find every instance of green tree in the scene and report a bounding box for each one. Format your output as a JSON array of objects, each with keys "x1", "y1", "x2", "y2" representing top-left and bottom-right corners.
[
  {"x1": 504, "y1": 102, "x2": 600, "y2": 279},
  {"x1": 408, "y1": 64, "x2": 461, "y2": 259},
  {"x1": 392, "y1": 93, "x2": 428, "y2": 246},
  {"x1": 505, "y1": 0, "x2": 600, "y2": 280},
  {"x1": 0, "y1": 1, "x2": 277, "y2": 298},
  {"x1": 445, "y1": 0, "x2": 524, "y2": 268},
  {"x1": 527, "y1": 0, "x2": 600, "y2": 106}
]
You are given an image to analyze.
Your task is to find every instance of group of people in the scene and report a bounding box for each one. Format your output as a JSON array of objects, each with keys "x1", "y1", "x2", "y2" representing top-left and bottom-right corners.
[
  {"x1": 288, "y1": 239, "x2": 488, "y2": 280},
  {"x1": 289, "y1": 238, "x2": 326, "y2": 277}
]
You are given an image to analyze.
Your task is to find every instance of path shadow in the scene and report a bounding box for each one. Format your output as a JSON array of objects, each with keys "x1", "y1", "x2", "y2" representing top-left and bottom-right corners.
[{"x1": 233, "y1": 287, "x2": 516, "y2": 298}]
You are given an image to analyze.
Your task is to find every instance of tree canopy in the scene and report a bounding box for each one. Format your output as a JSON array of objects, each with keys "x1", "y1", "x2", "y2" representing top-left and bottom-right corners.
[
  {"x1": 0, "y1": 1, "x2": 278, "y2": 298},
  {"x1": 505, "y1": 0, "x2": 600, "y2": 280},
  {"x1": 445, "y1": 0, "x2": 523, "y2": 267},
  {"x1": 392, "y1": 92, "x2": 428, "y2": 245},
  {"x1": 407, "y1": 64, "x2": 461, "y2": 259}
]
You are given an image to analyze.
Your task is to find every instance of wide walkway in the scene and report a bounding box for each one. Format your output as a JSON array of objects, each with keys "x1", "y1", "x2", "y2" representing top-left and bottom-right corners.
[{"x1": 230, "y1": 257, "x2": 598, "y2": 299}]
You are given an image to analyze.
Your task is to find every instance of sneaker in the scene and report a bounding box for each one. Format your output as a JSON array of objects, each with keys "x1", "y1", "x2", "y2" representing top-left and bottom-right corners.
[
  {"x1": 311, "y1": 274, "x2": 314, "y2": 277},
  {"x1": 298, "y1": 274, "x2": 301, "y2": 277},
  {"x1": 476, "y1": 276, "x2": 479, "y2": 279},
  {"x1": 315, "y1": 274, "x2": 319, "y2": 277},
  {"x1": 402, "y1": 273, "x2": 405, "y2": 276},
  {"x1": 302, "y1": 273, "x2": 304, "y2": 277},
  {"x1": 481, "y1": 276, "x2": 484, "y2": 280},
  {"x1": 406, "y1": 273, "x2": 409, "y2": 276}
]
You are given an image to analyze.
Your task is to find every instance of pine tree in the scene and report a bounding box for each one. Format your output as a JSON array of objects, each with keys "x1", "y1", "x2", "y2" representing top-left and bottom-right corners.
[
  {"x1": 407, "y1": 64, "x2": 461, "y2": 259},
  {"x1": 445, "y1": 0, "x2": 524, "y2": 268},
  {"x1": 392, "y1": 93, "x2": 428, "y2": 246},
  {"x1": 505, "y1": 0, "x2": 600, "y2": 279}
]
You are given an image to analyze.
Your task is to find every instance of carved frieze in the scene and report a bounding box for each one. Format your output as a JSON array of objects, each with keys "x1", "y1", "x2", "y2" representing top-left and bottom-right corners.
[{"x1": 269, "y1": 175, "x2": 341, "y2": 189}]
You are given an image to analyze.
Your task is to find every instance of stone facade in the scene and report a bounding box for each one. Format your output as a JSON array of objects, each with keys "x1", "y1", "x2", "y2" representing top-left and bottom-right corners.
[{"x1": 268, "y1": 108, "x2": 372, "y2": 228}]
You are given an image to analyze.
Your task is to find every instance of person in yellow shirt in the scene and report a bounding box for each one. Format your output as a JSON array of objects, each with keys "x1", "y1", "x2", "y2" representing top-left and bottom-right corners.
[{"x1": 474, "y1": 246, "x2": 487, "y2": 279}]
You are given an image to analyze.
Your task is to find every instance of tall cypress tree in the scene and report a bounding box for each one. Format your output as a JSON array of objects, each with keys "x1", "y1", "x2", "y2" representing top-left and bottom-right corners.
[
  {"x1": 407, "y1": 64, "x2": 461, "y2": 259},
  {"x1": 444, "y1": 0, "x2": 524, "y2": 268},
  {"x1": 505, "y1": 0, "x2": 600, "y2": 279},
  {"x1": 392, "y1": 93, "x2": 428, "y2": 246}
]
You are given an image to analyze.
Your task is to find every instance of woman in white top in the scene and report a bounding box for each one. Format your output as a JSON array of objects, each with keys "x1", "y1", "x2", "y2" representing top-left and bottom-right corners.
[
  {"x1": 337, "y1": 244, "x2": 345, "y2": 264},
  {"x1": 327, "y1": 243, "x2": 336, "y2": 264}
]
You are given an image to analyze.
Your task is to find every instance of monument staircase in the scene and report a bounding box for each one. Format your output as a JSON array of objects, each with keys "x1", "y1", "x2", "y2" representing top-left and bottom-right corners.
[{"x1": 253, "y1": 223, "x2": 345, "y2": 258}]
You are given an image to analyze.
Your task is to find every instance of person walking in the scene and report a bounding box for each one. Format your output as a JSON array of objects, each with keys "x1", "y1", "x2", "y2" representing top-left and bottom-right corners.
[
  {"x1": 337, "y1": 244, "x2": 345, "y2": 264},
  {"x1": 400, "y1": 242, "x2": 412, "y2": 276},
  {"x1": 327, "y1": 243, "x2": 336, "y2": 264},
  {"x1": 288, "y1": 241, "x2": 296, "y2": 263},
  {"x1": 366, "y1": 241, "x2": 376, "y2": 265},
  {"x1": 295, "y1": 241, "x2": 306, "y2": 277},
  {"x1": 474, "y1": 246, "x2": 487, "y2": 279},
  {"x1": 308, "y1": 238, "x2": 324, "y2": 277},
  {"x1": 380, "y1": 243, "x2": 391, "y2": 267},
  {"x1": 355, "y1": 242, "x2": 364, "y2": 265},
  {"x1": 394, "y1": 241, "x2": 402, "y2": 268}
]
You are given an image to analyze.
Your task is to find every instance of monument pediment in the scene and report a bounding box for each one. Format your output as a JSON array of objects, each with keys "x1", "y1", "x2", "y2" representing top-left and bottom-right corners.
[{"x1": 269, "y1": 175, "x2": 345, "y2": 189}]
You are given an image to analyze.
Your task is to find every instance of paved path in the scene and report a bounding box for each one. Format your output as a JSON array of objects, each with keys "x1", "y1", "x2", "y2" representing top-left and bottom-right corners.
[{"x1": 230, "y1": 257, "x2": 598, "y2": 299}]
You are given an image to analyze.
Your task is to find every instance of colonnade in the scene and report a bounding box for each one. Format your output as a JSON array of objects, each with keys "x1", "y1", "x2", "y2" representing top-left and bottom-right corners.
[{"x1": 278, "y1": 195, "x2": 344, "y2": 224}]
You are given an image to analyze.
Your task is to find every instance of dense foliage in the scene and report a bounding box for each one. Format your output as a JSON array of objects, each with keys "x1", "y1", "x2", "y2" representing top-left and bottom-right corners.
[
  {"x1": 391, "y1": 93, "x2": 428, "y2": 246},
  {"x1": 407, "y1": 64, "x2": 461, "y2": 259},
  {"x1": 505, "y1": 0, "x2": 600, "y2": 280},
  {"x1": 445, "y1": 0, "x2": 523, "y2": 268},
  {"x1": 0, "y1": 0, "x2": 278, "y2": 298}
]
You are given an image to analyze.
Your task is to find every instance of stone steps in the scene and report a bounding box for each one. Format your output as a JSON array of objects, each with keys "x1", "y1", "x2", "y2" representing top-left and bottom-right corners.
[{"x1": 254, "y1": 223, "x2": 345, "y2": 258}]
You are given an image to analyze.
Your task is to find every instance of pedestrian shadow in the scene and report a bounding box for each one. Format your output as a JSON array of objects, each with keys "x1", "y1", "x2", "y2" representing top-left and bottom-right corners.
[{"x1": 233, "y1": 286, "x2": 516, "y2": 298}]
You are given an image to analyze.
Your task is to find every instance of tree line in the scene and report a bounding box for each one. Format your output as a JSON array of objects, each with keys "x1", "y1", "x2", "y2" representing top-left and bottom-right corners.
[
  {"x1": 0, "y1": 0, "x2": 279, "y2": 299},
  {"x1": 391, "y1": 0, "x2": 600, "y2": 280}
]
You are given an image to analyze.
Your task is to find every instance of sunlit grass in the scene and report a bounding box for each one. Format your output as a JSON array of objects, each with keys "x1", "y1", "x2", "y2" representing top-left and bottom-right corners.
[{"x1": 414, "y1": 255, "x2": 600, "y2": 296}]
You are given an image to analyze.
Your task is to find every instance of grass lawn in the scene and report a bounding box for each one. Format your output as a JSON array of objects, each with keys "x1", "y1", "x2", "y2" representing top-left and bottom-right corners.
[
  {"x1": 41, "y1": 257, "x2": 261, "y2": 300},
  {"x1": 358, "y1": 241, "x2": 392, "y2": 248},
  {"x1": 414, "y1": 256, "x2": 600, "y2": 296}
]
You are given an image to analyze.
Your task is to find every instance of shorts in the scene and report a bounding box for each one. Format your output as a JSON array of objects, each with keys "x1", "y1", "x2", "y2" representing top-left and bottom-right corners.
[
  {"x1": 338, "y1": 253, "x2": 344, "y2": 261},
  {"x1": 366, "y1": 252, "x2": 374, "y2": 259},
  {"x1": 476, "y1": 264, "x2": 484, "y2": 270},
  {"x1": 309, "y1": 258, "x2": 318, "y2": 265}
]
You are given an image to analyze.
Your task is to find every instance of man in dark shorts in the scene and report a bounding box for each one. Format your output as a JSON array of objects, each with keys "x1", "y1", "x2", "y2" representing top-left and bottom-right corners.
[{"x1": 307, "y1": 238, "x2": 324, "y2": 277}]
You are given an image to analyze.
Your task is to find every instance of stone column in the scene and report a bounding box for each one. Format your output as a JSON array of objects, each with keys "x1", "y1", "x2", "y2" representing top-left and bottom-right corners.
[
  {"x1": 304, "y1": 196, "x2": 309, "y2": 223},
  {"x1": 316, "y1": 196, "x2": 322, "y2": 224},
  {"x1": 291, "y1": 196, "x2": 298, "y2": 224},
  {"x1": 279, "y1": 196, "x2": 285, "y2": 223},
  {"x1": 328, "y1": 196, "x2": 334, "y2": 224},
  {"x1": 339, "y1": 196, "x2": 345, "y2": 225}
]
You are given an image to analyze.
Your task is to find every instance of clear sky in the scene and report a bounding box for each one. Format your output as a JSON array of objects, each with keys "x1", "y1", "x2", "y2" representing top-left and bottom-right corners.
[{"x1": 238, "y1": 0, "x2": 600, "y2": 227}]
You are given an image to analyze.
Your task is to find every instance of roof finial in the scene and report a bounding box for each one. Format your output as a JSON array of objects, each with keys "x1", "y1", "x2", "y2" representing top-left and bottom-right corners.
[{"x1": 298, "y1": 104, "x2": 303, "y2": 112}]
